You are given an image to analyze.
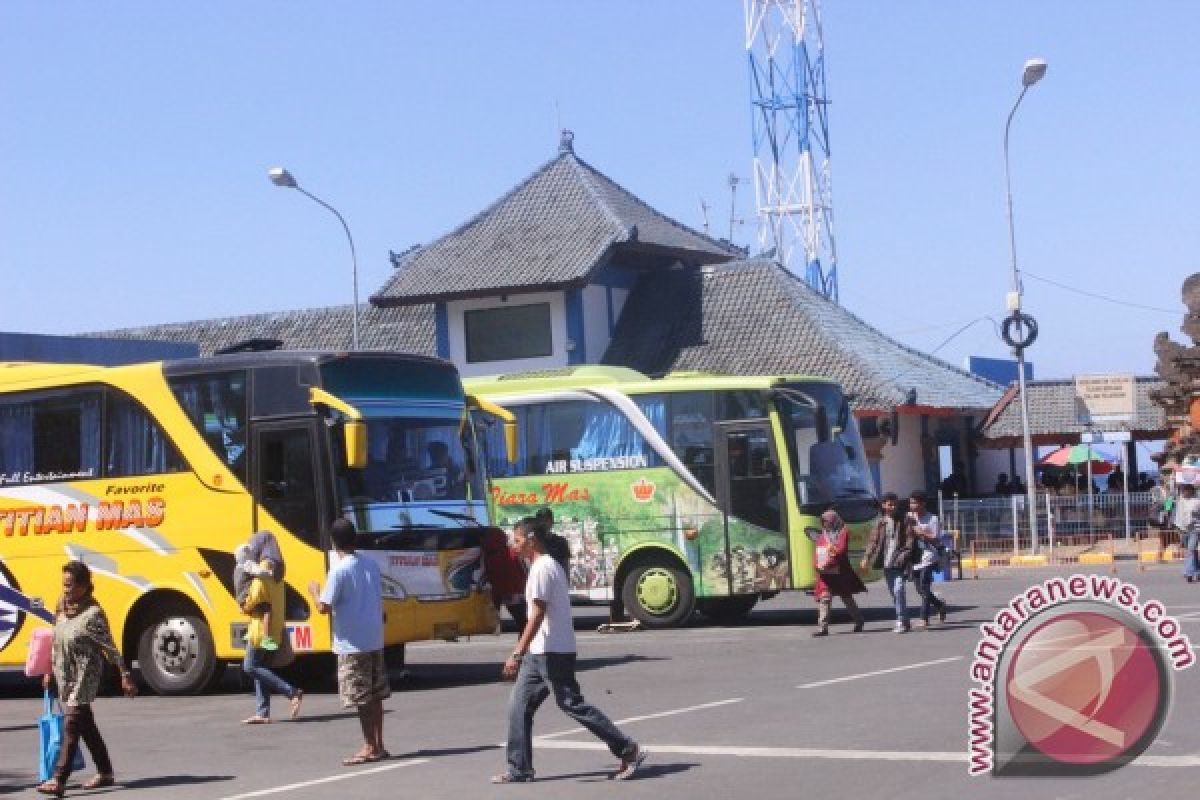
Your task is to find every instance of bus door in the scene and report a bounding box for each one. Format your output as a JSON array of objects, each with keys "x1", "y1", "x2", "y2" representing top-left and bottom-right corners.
[
  {"x1": 251, "y1": 421, "x2": 330, "y2": 617},
  {"x1": 715, "y1": 423, "x2": 785, "y2": 594}
]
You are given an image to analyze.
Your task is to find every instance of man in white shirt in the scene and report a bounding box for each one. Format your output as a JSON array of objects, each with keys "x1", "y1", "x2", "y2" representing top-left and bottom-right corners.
[
  {"x1": 493, "y1": 517, "x2": 646, "y2": 783},
  {"x1": 908, "y1": 491, "x2": 948, "y2": 628}
]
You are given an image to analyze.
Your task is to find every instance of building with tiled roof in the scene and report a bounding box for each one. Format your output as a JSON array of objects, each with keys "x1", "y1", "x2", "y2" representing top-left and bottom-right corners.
[
  {"x1": 372, "y1": 131, "x2": 740, "y2": 307},
  {"x1": 77, "y1": 134, "x2": 1025, "y2": 495},
  {"x1": 978, "y1": 377, "x2": 1168, "y2": 448},
  {"x1": 603, "y1": 259, "x2": 1001, "y2": 412}
]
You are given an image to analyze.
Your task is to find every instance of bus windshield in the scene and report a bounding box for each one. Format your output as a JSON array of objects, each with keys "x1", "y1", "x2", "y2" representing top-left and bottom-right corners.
[
  {"x1": 336, "y1": 415, "x2": 486, "y2": 531},
  {"x1": 776, "y1": 382, "x2": 876, "y2": 515}
]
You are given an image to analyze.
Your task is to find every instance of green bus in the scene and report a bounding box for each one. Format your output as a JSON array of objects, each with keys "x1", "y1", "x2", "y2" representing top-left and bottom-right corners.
[{"x1": 465, "y1": 367, "x2": 878, "y2": 628}]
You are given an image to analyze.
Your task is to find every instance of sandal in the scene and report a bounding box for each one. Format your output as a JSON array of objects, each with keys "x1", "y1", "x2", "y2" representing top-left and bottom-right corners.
[
  {"x1": 289, "y1": 690, "x2": 304, "y2": 720},
  {"x1": 83, "y1": 774, "x2": 115, "y2": 789},
  {"x1": 241, "y1": 716, "x2": 272, "y2": 725},
  {"x1": 490, "y1": 772, "x2": 534, "y2": 783},
  {"x1": 342, "y1": 752, "x2": 374, "y2": 766},
  {"x1": 35, "y1": 780, "x2": 65, "y2": 797}
]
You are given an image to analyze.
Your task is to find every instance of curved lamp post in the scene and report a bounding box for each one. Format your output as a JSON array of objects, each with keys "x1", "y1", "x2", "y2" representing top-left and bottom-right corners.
[
  {"x1": 268, "y1": 167, "x2": 360, "y2": 349},
  {"x1": 1003, "y1": 58, "x2": 1047, "y2": 552}
]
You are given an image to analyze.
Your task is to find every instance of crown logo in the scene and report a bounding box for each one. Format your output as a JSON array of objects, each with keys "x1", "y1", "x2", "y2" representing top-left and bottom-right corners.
[{"x1": 631, "y1": 478, "x2": 655, "y2": 502}]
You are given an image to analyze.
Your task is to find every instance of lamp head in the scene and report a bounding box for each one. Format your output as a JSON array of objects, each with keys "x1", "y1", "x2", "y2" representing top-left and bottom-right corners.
[
  {"x1": 1021, "y1": 58, "x2": 1048, "y2": 88},
  {"x1": 268, "y1": 167, "x2": 298, "y2": 189}
]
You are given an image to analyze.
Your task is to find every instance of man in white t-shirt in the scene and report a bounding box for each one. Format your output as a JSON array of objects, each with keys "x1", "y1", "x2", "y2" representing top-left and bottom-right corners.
[
  {"x1": 493, "y1": 516, "x2": 646, "y2": 783},
  {"x1": 908, "y1": 491, "x2": 948, "y2": 628}
]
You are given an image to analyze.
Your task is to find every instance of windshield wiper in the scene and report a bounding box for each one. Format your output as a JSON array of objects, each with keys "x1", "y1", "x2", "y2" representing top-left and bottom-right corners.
[{"x1": 430, "y1": 509, "x2": 480, "y2": 527}]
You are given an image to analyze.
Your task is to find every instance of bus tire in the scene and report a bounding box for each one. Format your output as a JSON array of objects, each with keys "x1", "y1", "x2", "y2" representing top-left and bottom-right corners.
[
  {"x1": 697, "y1": 595, "x2": 758, "y2": 624},
  {"x1": 620, "y1": 561, "x2": 695, "y2": 629},
  {"x1": 136, "y1": 601, "x2": 218, "y2": 696}
]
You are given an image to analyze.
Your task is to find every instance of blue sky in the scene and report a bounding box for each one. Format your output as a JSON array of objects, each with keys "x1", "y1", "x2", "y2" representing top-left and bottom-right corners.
[{"x1": 1, "y1": 2, "x2": 1195, "y2": 381}]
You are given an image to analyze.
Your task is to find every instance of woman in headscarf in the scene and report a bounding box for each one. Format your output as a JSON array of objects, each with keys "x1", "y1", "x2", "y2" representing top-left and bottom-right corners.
[
  {"x1": 240, "y1": 530, "x2": 302, "y2": 724},
  {"x1": 36, "y1": 561, "x2": 136, "y2": 797},
  {"x1": 809, "y1": 510, "x2": 866, "y2": 637}
]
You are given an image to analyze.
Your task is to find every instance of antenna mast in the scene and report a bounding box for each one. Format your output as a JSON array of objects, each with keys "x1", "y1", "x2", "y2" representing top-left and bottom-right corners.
[{"x1": 744, "y1": 0, "x2": 838, "y2": 301}]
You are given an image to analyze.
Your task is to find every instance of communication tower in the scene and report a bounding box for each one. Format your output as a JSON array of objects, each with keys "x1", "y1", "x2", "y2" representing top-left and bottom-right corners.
[{"x1": 745, "y1": 0, "x2": 838, "y2": 301}]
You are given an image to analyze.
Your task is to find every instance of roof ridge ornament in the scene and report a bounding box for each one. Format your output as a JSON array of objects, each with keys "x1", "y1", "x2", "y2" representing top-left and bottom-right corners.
[{"x1": 558, "y1": 129, "x2": 575, "y2": 155}]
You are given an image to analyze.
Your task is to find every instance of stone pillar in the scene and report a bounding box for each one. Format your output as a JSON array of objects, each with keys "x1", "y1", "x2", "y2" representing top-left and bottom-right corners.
[{"x1": 1152, "y1": 273, "x2": 1200, "y2": 478}]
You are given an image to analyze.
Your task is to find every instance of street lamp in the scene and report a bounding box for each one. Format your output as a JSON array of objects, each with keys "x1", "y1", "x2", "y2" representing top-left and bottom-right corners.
[
  {"x1": 267, "y1": 167, "x2": 361, "y2": 349},
  {"x1": 1002, "y1": 58, "x2": 1047, "y2": 552}
]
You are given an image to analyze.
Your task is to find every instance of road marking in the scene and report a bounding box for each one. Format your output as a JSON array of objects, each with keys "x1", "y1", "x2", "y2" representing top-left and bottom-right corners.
[
  {"x1": 215, "y1": 758, "x2": 429, "y2": 799},
  {"x1": 533, "y1": 740, "x2": 1200, "y2": 767},
  {"x1": 797, "y1": 656, "x2": 962, "y2": 689},
  {"x1": 537, "y1": 698, "x2": 744, "y2": 740}
]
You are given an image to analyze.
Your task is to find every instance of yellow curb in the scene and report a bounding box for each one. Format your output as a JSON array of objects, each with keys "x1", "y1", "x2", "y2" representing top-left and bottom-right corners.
[
  {"x1": 961, "y1": 557, "x2": 989, "y2": 569},
  {"x1": 1138, "y1": 551, "x2": 1163, "y2": 563},
  {"x1": 1010, "y1": 554, "x2": 1049, "y2": 567},
  {"x1": 1079, "y1": 552, "x2": 1114, "y2": 565}
]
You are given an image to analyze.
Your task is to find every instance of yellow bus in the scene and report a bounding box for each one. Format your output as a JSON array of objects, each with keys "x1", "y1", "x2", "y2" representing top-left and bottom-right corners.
[
  {"x1": 0, "y1": 350, "x2": 506, "y2": 694},
  {"x1": 466, "y1": 367, "x2": 879, "y2": 628}
]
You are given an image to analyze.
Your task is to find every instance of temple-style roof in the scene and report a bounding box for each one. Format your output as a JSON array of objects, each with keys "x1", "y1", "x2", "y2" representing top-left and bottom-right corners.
[
  {"x1": 372, "y1": 133, "x2": 740, "y2": 306},
  {"x1": 602, "y1": 259, "x2": 1004, "y2": 412},
  {"x1": 978, "y1": 376, "x2": 1169, "y2": 447},
  {"x1": 86, "y1": 303, "x2": 435, "y2": 358}
]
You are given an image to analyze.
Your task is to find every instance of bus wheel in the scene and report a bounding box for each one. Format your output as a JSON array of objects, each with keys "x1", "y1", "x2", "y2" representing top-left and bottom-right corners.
[
  {"x1": 621, "y1": 562, "x2": 695, "y2": 629},
  {"x1": 136, "y1": 603, "x2": 217, "y2": 696},
  {"x1": 697, "y1": 595, "x2": 758, "y2": 624}
]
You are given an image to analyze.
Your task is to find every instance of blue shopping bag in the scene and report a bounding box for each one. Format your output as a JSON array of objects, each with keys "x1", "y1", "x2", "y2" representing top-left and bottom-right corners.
[{"x1": 38, "y1": 690, "x2": 85, "y2": 782}]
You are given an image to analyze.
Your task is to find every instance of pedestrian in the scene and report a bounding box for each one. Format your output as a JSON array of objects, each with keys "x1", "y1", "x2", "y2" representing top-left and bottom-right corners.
[
  {"x1": 907, "y1": 491, "x2": 948, "y2": 628},
  {"x1": 535, "y1": 507, "x2": 572, "y2": 572},
  {"x1": 861, "y1": 493, "x2": 913, "y2": 633},
  {"x1": 239, "y1": 531, "x2": 303, "y2": 724},
  {"x1": 809, "y1": 509, "x2": 866, "y2": 637},
  {"x1": 1174, "y1": 481, "x2": 1200, "y2": 582},
  {"x1": 307, "y1": 518, "x2": 390, "y2": 766},
  {"x1": 482, "y1": 525, "x2": 529, "y2": 630},
  {"x1": 492, "y1": 517, "x2": 646, "y2": 783},
  {"x1": 36, "y1": 561, "x2": 137, "y2": 797}
]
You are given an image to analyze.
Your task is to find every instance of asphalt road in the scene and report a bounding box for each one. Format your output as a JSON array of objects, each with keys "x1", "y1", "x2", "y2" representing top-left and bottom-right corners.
[{"x1": 2, "y1": 564, "x2": 1198, "y2": 800}]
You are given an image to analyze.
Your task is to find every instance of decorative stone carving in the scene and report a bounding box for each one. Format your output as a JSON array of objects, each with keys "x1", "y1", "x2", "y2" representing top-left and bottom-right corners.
[{"x1": 1152, "y1": 274, "x2": 1200, "y2": 473}]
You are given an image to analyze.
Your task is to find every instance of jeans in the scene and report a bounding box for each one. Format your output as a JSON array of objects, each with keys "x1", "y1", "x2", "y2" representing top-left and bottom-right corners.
[
  {"x1": 54, "y1": 704, "x2": 112, "y2": 782},
  {"x1": 243, "y1": 646, "x2": 295, "y2": 719},
  {"x1": 1184, "y1": 532, "x2": 1199, "y2": 578},
  {"x1": 911, "y1": 566, "x2": 946, "y2": 622},
  {"x1": 883, "y1": 567, "x2": 909, "y2": 627},
  {"x1": 505, "y1": 653, "x2": 635, "y2": 779}
]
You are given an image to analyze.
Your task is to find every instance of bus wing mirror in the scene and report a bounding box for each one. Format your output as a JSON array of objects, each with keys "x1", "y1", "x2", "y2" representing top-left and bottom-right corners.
[
  {"x1": 504, "y1": 420, "x2": 518, "y2": 465},
  {"x1": 345, "y1": 419, "x2": 368, "y2": 469},
  {"x1": 309, "y1": 387, "x2": 367, "y2": 469},
  {"x1": 467, "y1": 394, "x2": 518, "y2": 464}
]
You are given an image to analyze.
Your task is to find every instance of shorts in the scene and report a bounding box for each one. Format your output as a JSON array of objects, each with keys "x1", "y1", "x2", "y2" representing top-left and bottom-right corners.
[{"x1": 337, "y1": 650, "x2": 391, "y2": 708}]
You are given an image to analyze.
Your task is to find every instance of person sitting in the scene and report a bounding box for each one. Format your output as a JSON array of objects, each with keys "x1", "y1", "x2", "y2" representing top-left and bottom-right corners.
[
  {"x1": 427, "y1": 441, "x2": 465, "y2": 497},
  {"x1": 994, "y1": 473, "x2": 1011, "y2": 496}
]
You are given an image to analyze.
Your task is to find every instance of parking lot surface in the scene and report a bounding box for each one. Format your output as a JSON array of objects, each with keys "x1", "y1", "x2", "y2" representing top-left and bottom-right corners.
[{"x1": 3, "y1": 565, "x2": 1198, "y2": 799}]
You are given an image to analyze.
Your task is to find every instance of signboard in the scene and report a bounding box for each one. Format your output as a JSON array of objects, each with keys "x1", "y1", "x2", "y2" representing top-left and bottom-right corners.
[
  {"x1": 1074, "y1": 374, "x2": 1135, "y2": 424},
  {"x1": 1080, "y1": 431, "x2": 1132, "y2": 444}
]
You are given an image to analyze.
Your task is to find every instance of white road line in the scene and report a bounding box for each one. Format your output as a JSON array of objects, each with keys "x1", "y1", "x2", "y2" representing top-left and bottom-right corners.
[
  {"x1": 537, "y1": 698, "x2": 744, "y2": 740},
  {"x1": 533, "y1": 740, "x2": 1200, "y2": 767},
  {"x1": 214, "y1": 758, "x2": 429, "y2": 799},
  {"x1": 797, "y1": 656, "x2": 962, "y2": 689}
]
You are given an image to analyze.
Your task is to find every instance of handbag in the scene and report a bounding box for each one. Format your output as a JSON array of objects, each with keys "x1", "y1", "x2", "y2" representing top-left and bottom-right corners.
[
  {"x1": 267, "y1": 630, "x2": 295, "y2": 669},
  {"x1": 815, "y1": 544, "x2": 840, "y2": 575},
  {"x1": 24, "y1": 628, "x2": 53, "y2": 677},
  {"x1": 38, "y1": 690, "x2": 85, "y2": 782}
]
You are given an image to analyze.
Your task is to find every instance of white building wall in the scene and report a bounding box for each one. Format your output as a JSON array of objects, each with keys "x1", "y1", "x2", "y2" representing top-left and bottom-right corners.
[
  {"x1": 878, "y1": 414, "x2": 929, "y2": 497},
  {"x1": 582, "y1": 284, "x2": 611, "y2": 362},
  {"x1": 447, "y1": 291, "x2": 569, "y2": 378}
]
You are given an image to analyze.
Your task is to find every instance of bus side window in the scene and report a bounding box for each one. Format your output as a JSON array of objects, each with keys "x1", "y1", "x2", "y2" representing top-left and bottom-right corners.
[
  {"x1": 0, "y1": 389, "x2": 102, "y2": 483},
  {"x1": 105, "y1": 390, "x2": 186, "y2": 477}
]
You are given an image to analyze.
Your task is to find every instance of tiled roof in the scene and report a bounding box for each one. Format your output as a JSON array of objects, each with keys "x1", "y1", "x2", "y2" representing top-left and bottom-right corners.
[
  {"x1": 601, "y1": 259, "x2": 1004, "y2": 412},
  {"x1": 979, "y1": 377, "x2": 1169, "y2": 443},
  {"x1": 372, "y1": 140, "x2": 740, "y2": 305},
  {"x1": 85, "y1": 303, "x2": 436, "y2": 358}
]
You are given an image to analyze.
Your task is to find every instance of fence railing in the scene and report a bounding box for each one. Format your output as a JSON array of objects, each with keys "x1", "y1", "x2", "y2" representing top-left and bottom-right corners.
[{"x1": 941, "y1": 491, "x2": 1164, "y2": 557}]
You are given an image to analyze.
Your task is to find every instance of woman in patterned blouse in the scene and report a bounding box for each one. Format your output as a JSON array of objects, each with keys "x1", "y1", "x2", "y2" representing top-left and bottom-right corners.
[{"x1": 36, "y1": 561, "x2": 137, "y2": 797}]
